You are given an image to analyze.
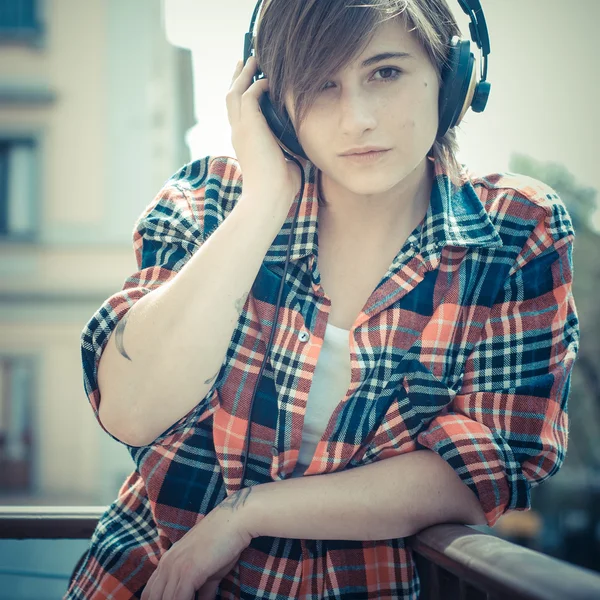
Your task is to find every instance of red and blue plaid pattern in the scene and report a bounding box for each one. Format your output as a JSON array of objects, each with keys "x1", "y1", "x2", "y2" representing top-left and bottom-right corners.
[{"x1": 67, "y1": 154, "x2": 579, "y2": 599}]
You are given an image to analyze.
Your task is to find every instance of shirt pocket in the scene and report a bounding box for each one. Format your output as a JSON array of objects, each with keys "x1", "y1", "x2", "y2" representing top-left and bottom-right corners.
[{"x1": 351, "y1": 361, "x2": 464, "y2": 464}]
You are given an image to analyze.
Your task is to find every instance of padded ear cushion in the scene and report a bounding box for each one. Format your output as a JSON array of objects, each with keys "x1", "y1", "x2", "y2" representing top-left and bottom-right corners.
[
  {"x1": 437, "y1": 38, "x2": 475, "y2": 138},
  {"x1": 258, "y1": 91, "x2": 308, "y2": 159},
  {"x1": 455, "y1": 62, "x2": 478, "y2": 125}
]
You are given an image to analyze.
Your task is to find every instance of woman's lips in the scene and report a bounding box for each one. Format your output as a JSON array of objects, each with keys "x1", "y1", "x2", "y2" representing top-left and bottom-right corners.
[{"x1": 340, "y1": 149, "x2": 390, "y2": 162}]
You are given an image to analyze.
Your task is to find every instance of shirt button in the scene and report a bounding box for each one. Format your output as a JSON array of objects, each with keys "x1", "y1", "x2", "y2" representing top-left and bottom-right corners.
[
  {"x1": 298, "y1": 330, "x2": 310, "y2": 342},
  {"x1": 271, "y1": 445, "x2": 278, "y2": 456}
]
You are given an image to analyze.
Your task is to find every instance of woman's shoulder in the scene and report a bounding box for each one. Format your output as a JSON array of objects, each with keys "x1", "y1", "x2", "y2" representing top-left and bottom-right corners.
[
  {"x1": 465, "y1": 166, "x2": 575, "y2": 245},
  {"x1": 149, "y1": 155, "x2": 244, "y2": 236},
  {"x1": 166, "y1": 154, "x2": 243, "y2": 195}
]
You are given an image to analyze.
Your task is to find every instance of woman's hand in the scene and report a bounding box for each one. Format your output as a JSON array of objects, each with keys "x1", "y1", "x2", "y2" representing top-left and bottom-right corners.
[
  {"x1": 140, "y1": 488, "x2": 253, "y2": 600},
  {"x1": 226, "y1": 55, "x2": 302, "y2": 214}
]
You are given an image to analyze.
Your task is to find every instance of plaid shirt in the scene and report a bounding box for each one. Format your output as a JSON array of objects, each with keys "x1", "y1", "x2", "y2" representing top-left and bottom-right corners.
[{"x1": 68, "y1": 154, "x2": 579, "y2": 599}]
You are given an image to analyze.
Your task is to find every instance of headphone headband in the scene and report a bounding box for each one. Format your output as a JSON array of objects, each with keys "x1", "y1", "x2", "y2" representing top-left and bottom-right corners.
[
  {"x1": 456, "y1": 0, "x2": 490, "y2": 81},
  {"x1": 246, "y1": 1, "x2": 491, "y2": 72}
]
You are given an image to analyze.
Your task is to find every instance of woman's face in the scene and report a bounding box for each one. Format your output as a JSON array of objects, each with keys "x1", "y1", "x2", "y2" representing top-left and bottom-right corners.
[{"x1": 284, "y1": 17, "x2": 440, "y2": 198}]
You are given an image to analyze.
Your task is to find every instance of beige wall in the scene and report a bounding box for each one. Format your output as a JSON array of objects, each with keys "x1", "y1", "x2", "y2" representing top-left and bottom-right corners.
[{"x1": 0, "y1": 0, "x2": 107, "y2": 226}]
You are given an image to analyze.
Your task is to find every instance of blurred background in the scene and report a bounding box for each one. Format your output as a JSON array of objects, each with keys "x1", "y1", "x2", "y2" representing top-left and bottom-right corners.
[{"x1": 0, "y1": 0, "x2": 598, "y2": 598}]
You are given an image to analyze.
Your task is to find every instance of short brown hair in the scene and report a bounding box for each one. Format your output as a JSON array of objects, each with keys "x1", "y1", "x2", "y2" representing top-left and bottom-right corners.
[{"x1": 255, "y1": 0, "x2": 465, "y2": 185}]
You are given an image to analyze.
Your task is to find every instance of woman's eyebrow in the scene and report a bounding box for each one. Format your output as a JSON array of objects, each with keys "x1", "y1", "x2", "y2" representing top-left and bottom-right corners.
[{"x1": 361, "y1": 51, "x2": 414, "y2": 67}]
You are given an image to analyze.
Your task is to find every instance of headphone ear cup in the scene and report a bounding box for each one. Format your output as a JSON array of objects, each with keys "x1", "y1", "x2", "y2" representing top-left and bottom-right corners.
[
  {"x1": 437, "y1": 37, "x2": 475, "y2": 139},
  {"x1": 244, "y1": 25, "x2": 308, "y2": 160},
  {"x1": 259, "y1": 92, "x2": 308, "y2": 160}
]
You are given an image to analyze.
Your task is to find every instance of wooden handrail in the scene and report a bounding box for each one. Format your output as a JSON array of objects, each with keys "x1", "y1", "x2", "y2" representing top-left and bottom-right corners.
[
  {"x1": 408, "y1": 523, "x2": 600, "y2": 600},
  {"x1": 2, "y1": 506, "x2": 600, "y2": 599},
  {"x1": 0, "y1": 506, "x2": 106, "y2": 540}
]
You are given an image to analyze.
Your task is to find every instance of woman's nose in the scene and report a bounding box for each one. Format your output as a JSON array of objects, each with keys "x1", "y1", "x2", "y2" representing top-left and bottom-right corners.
[{"x1": 337, "y1": 89, "x2": 378, "y2": 133}]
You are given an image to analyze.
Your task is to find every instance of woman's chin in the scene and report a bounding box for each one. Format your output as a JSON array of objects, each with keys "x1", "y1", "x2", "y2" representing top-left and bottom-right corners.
[{"x1": 334, "y1": 170, "x2": 411, "y2": 196}]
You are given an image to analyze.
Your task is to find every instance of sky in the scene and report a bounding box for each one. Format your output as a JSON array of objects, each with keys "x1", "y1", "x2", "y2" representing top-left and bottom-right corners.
[{"x1": 163, "y1": 0, "x2": 600, "y2": 230}]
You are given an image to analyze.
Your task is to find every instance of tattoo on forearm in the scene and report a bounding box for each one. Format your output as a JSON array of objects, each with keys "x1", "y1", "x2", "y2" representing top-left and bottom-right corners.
[
  {"x1": 219, "y1": 487, "x2": 252, "y2": 513},
  {"x1": 235, "y1": 291, "x2": 249, "y2": 316},
  {"x1": 115, "y1": 312, "x2": 133, "y2": 361}
]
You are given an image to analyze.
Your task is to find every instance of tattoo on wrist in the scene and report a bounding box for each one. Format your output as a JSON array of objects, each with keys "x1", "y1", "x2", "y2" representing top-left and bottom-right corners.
[
  {"x1": 220, "y1": 487, "x2": 252, "y2": 513},
  {"x1": 115, "y1": 312, "x2": 133, "y2": 361},
  {"x1": 235, "y1": 291, "x2": 249, "y2": 316}
]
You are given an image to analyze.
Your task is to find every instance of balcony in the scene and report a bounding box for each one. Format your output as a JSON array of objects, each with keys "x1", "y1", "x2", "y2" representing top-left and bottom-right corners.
[{"x1": 2, "y1": 506, "x2": 600, "y2": 599}]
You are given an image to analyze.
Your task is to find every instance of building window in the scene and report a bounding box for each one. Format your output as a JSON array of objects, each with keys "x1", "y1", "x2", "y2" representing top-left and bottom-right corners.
[
  {"x1": 0, "y1": 137, "x2": 37, "y2": 241},
  {"x1": 0, "y1": 357, "x2": 35, "y2": 493},
  {"x1": 0, "y1": 0, "x2": 42, "y2": 43}
]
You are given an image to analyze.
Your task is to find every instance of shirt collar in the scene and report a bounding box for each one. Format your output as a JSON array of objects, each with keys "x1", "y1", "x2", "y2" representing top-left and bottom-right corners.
[{"x1": 262, "y1": 156, "x2": 503, "y2": 264}]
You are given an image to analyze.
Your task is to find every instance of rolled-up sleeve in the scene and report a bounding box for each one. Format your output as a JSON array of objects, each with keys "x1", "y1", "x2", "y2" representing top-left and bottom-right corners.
[
  {"x1": 80, "y1": 177, "x2": 220, "y2": 447},
  {"x1": 417, "y1": 208, "x2": 579, "y2": 528}
]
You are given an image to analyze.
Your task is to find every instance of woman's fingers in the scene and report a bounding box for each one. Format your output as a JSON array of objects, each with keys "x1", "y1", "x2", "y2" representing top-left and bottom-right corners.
[
  {"x1": 229, "y1": 57, "x2": 247, "y2": 88},
  {"x1": 228, "y1": 55, "x2": 257, "y2": 94},
  {"x1": 140, "y1": 569, "x2": 166, "y2": 600},
  {"x1": 226, "y1": 56, "x2": 269, "y2": 122},
  {"x1": 241, "y1": 76, "x2": 269, "y2": 103}
]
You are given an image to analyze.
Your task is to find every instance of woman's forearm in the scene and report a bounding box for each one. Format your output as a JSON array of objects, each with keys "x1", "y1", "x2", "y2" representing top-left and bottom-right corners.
[
  {"x1": 97, "y1": 193, "x2": 290, "y2": 447},
  {"x1": 238, "y1": 449, "x2": 487, "y2": 541}
]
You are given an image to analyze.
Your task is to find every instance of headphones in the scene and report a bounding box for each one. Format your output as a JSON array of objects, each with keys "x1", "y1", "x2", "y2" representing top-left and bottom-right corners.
[{"x1": 238, "y1": 0, "x2": 492, "y2": 488}]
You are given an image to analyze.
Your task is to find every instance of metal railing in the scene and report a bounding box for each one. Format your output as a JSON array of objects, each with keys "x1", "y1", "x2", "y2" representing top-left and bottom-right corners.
[{"x1": 2, "y1": 506, "x2": 600, "y2": 599}]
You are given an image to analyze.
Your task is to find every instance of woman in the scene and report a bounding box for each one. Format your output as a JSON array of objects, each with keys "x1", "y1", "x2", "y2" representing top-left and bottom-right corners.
[{"x1": 66, "y1": 1, "x2": 579, "y2": 599}]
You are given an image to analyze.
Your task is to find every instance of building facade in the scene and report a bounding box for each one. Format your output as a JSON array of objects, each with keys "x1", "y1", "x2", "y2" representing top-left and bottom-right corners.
[{"x1": 0, "y1": 0, "x2": 194, "y2": 507}]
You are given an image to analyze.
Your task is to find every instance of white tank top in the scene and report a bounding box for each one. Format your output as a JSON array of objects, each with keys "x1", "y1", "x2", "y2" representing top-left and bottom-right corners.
[{"x1": 289, "y1": 321, "x2": 352, "y2": 478}]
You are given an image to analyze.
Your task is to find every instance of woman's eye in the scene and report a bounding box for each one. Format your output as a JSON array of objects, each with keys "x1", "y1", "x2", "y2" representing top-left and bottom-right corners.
[
  {"x1": 373, "y1": 67, "x2": 401, "y2": 82},
  {"x1": 319, "y1": 67, "x2": 401, "y2": 91}
]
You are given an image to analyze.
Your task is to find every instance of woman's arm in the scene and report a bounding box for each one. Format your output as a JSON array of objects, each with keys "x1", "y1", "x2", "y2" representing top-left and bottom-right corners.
[
  {"x1": 97, "y1": 186, "x2": 291, "y2": 447},
  {"x1": 237, "y1": 449, "x2": 487, "y2": 541}
]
